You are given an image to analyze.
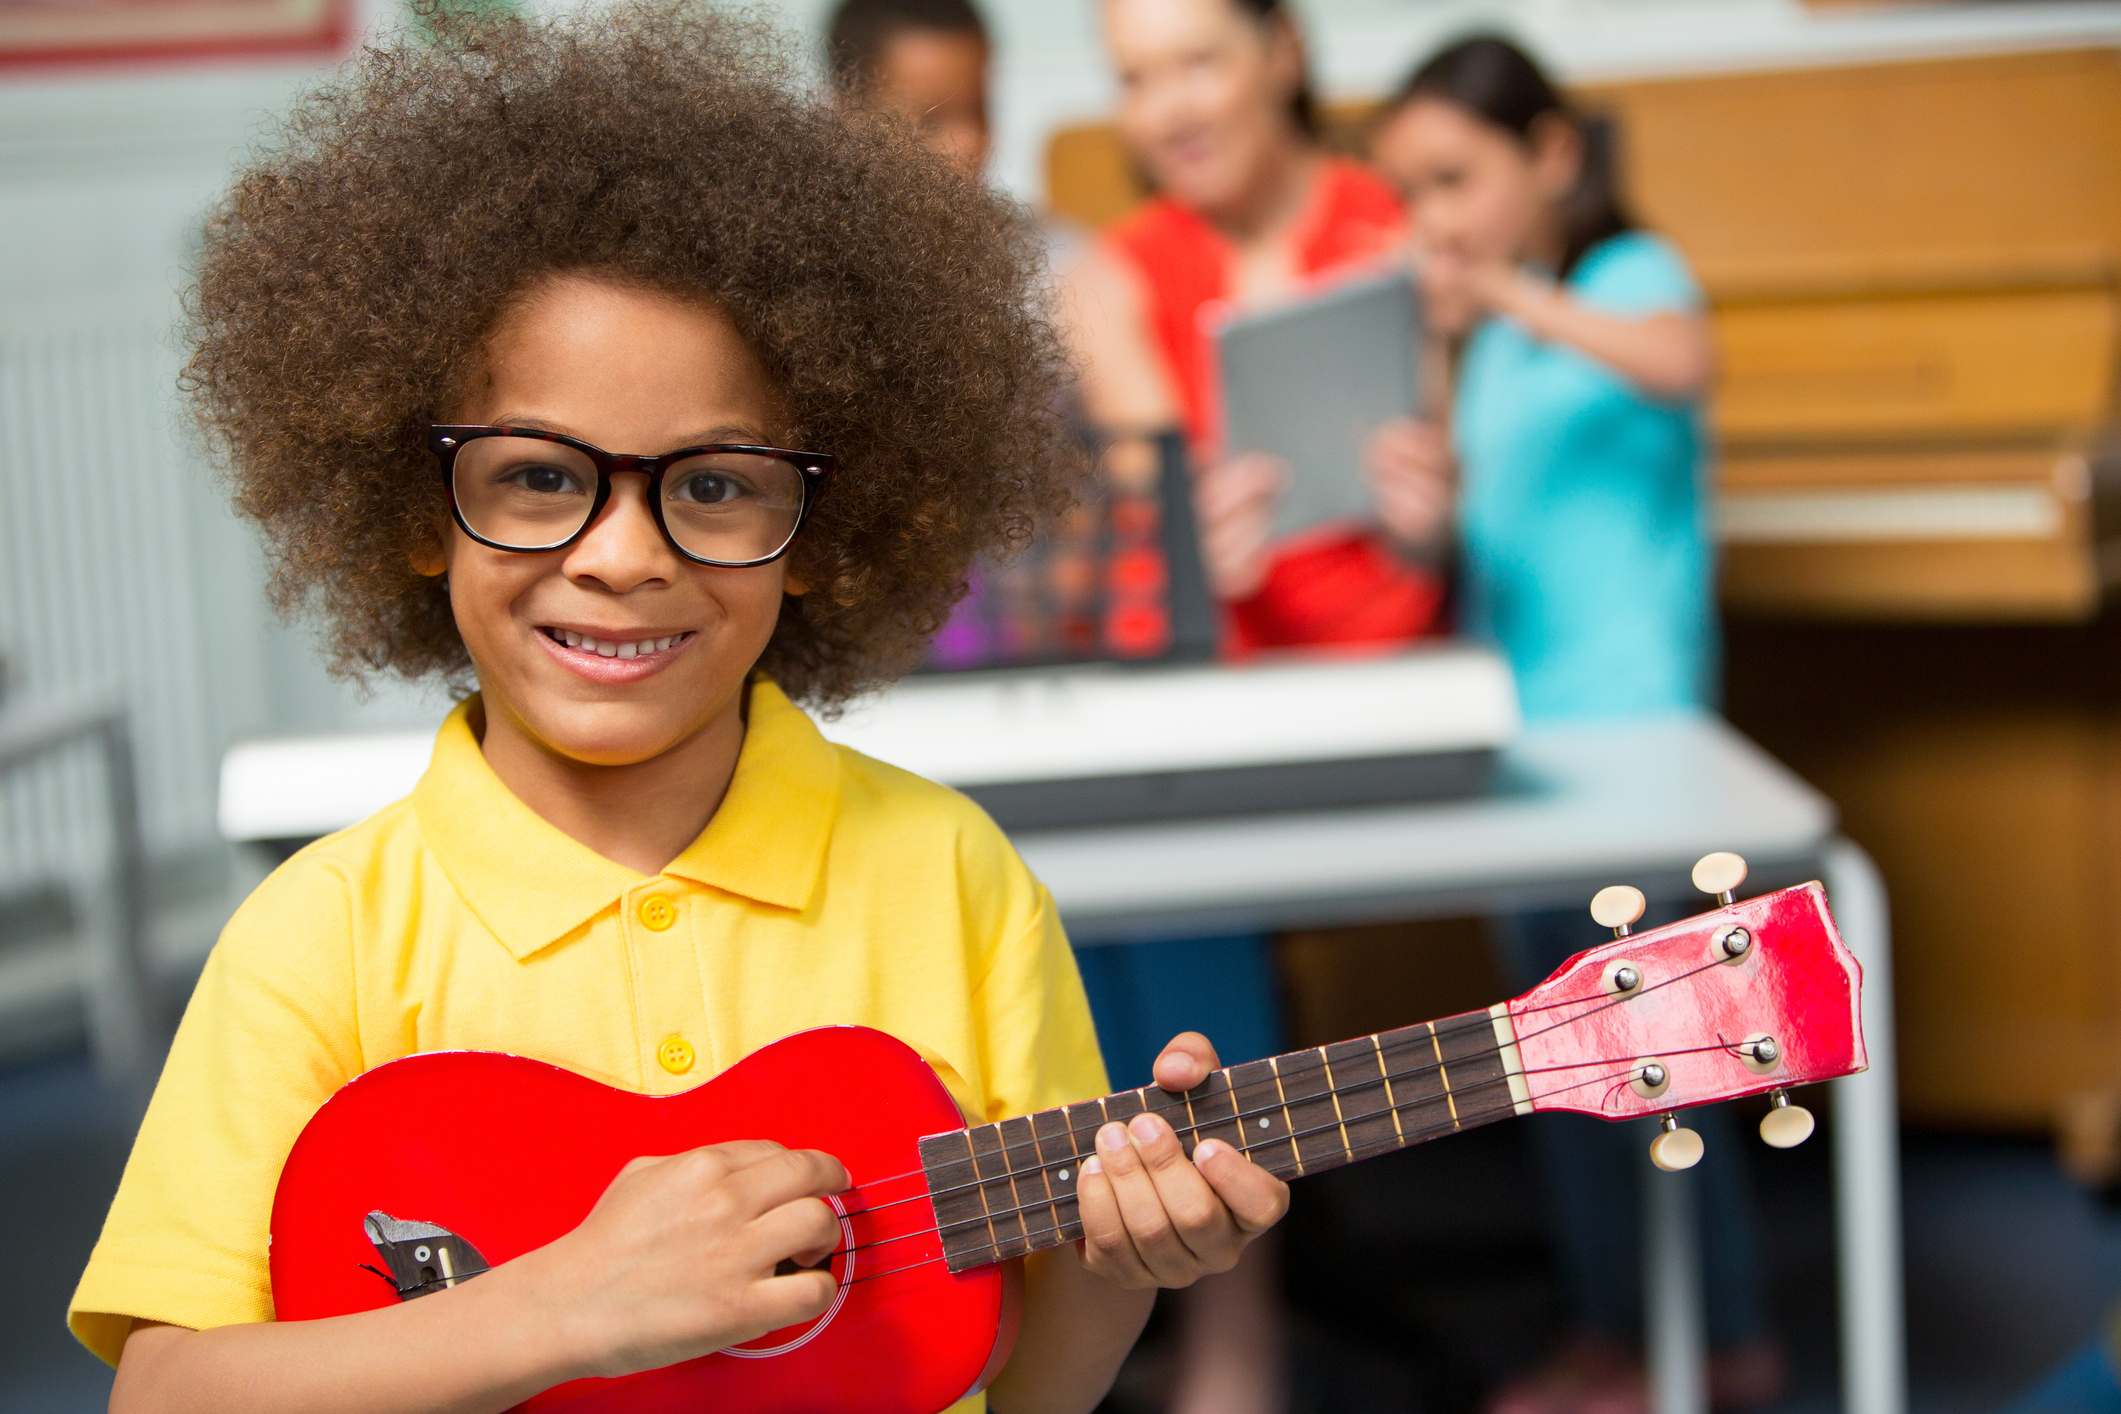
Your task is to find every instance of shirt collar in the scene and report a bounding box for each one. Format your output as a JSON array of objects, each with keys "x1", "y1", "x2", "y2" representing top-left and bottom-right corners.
[{"x1": 413, "y1": 679, "x2": 841, "y2": 961}]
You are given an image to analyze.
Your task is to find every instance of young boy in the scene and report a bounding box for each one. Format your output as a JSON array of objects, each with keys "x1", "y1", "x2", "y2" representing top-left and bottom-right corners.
[
  {"x1": 67, "y1": 7, "x2": 1288, "y2": 1412},
  {"x1": 826, "y1": 0, "x2": 992, "y2": 181}
]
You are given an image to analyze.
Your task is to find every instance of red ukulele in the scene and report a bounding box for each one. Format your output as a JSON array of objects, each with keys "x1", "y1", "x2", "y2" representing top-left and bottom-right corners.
[{"x1": 270, "y1": 853, "x2": 1865, "y2": 1414}]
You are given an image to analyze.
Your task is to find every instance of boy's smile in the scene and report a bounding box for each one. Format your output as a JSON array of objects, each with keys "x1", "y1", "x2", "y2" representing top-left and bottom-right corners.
[
  {"x1": 415, "y1": 270, "x2": 805, "y2": 868},
  {"x1": 535, "y1": 625, "x2": 697, "y2": 683}
]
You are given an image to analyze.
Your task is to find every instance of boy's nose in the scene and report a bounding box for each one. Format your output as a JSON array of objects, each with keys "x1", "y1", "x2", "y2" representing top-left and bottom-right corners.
[{"x1": 564, "y1": 472, "x2": 674, "y2": 591}]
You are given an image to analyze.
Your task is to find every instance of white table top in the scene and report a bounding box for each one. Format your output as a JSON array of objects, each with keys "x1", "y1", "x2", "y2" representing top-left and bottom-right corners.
[{"x1": 1020, "y1": 712, "x2": 1838, "y2": 941}]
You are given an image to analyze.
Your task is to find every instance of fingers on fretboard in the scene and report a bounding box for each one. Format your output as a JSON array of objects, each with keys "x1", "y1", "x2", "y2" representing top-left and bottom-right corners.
[{"x1": 918, "y1": 1011, "x2": 1519, "y2": 1273}]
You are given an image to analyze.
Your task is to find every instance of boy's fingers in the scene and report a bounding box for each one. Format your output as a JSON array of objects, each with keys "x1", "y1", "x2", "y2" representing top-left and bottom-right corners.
[
  {"x1": 1193, "y1": 1138, "x2": 1291, "y2": 1234},
  {"x1": 1152, "y1": 1032, "x2": 1220, "y2": 1092},
  {"x1": 1093, "y1": 1121, "x2": 1221, "y2": 1283},
  {"x1": 1072, "y1": 1152, "x2": 1155, "y2": 1287},
  {"x1": 1124, "y1": 1114, "x2": 1242, "y2": 1267},
  {"x1": 750, "y1": 1265, "x2": 839, "y2": 1330},
  {"x1": 695, "y1": 1140, "x2": 794, "y2": 1172},
  {"x1": 723, "y1": 1147, "x2": 850, "y2": 1216},
  {"x1": 748, "y1": 1194, "x2": 844, "y2": 1270}
]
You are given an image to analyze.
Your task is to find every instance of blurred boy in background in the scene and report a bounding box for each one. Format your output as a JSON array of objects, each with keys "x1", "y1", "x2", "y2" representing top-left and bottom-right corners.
[{"x1": 827, "y1": 0, "x2": 991, "y2": 180}]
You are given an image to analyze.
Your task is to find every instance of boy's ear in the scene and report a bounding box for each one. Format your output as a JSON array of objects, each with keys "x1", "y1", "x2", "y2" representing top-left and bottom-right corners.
[
  {"x1": 783, "y1": 572, "x2": 809, "y2": 597},
  {"x1": 409, "y1": 535, "x2": 447, "y2": 578}
]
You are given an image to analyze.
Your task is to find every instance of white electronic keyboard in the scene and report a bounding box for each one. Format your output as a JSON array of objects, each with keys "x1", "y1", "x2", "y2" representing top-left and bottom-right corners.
[{"x1": 218, "y1": 645, "x2": 1519, "y2": 846}]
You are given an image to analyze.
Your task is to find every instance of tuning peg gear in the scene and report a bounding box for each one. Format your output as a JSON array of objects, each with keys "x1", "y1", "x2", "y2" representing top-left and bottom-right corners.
[
  {"x1": 1759, "y1": 1089, "x2": 1815, "y2": 1149},
  {"x1": 1649, "y1": 1114, "x2": 1704, "y2": 1171},
  {"x1": 1590, "y1": 885, "x2": 1646, "y2": 936},
  {"x1": 1692, "y1": 851, "x2": 1748, "y2": 904}
]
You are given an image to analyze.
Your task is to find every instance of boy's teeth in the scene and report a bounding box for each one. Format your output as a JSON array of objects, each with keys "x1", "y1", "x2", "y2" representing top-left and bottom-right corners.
[{"x1": 549, "y1": 630, "x2": 686, "y2": 657}]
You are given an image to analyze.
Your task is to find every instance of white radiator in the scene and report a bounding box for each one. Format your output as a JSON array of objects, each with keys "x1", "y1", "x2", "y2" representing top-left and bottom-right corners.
[{"x1": 0, "y1": 324, "x2": 223, "y2": 900}]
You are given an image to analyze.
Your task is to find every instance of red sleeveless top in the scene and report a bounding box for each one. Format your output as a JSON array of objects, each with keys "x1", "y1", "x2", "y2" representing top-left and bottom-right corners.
[{"x1": 1104, "y1": 158, "x2": 1443, "y2": 654}]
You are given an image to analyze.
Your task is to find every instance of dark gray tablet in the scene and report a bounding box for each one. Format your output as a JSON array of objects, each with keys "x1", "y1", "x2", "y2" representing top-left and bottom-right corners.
[{"x1": 1214, "y1": 268, "x2": 1422, "y2": 540}]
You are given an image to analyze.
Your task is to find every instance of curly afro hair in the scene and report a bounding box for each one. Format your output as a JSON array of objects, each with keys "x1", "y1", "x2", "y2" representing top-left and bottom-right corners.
[{"x1": 185, "y1": 0, "x2": 1076, "y2": 706}]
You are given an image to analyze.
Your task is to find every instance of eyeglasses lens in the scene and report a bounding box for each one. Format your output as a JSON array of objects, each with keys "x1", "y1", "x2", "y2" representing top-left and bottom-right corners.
[
  {"x1": 452, "y1": 437, "x2": 806, "y2": 563},
  {"x1": 661, "y1": 451, "x2": 805, "y2": 563},
  {"x1": 452, "y1": 437, "x2": 599, "y2": 551}
]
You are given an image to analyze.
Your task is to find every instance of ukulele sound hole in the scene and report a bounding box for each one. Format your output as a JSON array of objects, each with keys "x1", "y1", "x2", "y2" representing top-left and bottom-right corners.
[{"x1": 775, "y1": 1254, "x2": 833, "y2": 1277}]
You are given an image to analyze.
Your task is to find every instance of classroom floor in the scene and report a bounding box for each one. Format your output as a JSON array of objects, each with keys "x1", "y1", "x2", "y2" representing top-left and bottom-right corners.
[{"x1": 2, "y1": 1046, "x2": 2113, "y2": 1414}]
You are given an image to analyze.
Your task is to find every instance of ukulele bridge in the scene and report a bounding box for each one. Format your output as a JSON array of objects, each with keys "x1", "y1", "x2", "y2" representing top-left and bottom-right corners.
[{"x1": 362, "y1": 1210, "x2": 493, "y2": 1301}]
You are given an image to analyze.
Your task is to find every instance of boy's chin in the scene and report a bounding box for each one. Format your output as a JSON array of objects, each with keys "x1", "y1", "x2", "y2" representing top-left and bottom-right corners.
[
  {"x1": 530, "y1": 702, "x2": 729, "y2": 769},
  {"x1": 487, "y1": 688, "x2": 736, "y2": 771}
]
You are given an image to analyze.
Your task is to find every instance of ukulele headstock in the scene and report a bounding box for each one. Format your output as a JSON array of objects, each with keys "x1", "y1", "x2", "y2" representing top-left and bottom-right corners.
[{"x1": 1505, "y1": 860, "x2": 1864, "y2": 1155}]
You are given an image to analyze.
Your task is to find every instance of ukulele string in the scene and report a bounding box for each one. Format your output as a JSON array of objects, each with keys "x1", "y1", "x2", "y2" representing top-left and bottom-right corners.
[
  {"x1": 818, "y1": 1038, "x2": 1747, "y2": 1263},
  {"x1": 846, "y1": 946, "x2": 1742, "y2": 1214},
  {"x1": 837, "y1": 1058, "x2": 1671, "y2": 1288}
]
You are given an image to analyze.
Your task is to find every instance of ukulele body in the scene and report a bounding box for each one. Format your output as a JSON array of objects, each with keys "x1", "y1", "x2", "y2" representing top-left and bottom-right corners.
[{"x1": 270, "y1": 1026, "x2": 1015, "y2": 1414}]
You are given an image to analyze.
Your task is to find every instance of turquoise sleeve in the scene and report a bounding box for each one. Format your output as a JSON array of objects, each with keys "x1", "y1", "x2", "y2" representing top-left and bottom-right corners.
[{"x1": 1569, "y1": 232, "x2": 1702, "y2": 317}]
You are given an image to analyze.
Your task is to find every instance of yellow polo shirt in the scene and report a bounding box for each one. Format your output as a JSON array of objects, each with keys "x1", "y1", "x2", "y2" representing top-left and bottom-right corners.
[{"x1": 70, "y1": 680, "x2": 1108, "y2": 1405}]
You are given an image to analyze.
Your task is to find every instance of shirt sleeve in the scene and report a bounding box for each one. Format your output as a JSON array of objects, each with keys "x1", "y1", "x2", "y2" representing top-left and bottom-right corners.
[
  {"x1": 966, "y1": 877, "x2": 1110, "y2": 1125},
  {"x1": 1570, "y1": 232, "x2": 1703, "y2": 318},
  {"x1": 68, "y1": 851, "x2": 364, "y2": 1367}
]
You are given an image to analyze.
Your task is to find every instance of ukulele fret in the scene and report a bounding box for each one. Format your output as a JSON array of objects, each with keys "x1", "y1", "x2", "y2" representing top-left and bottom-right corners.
[
  {"x1": 1270, "y1": 1047, "x2": 1345, "y2": 1173},
  {"x1": 997, "y1": 1114, "x2": 1057, "y2": 1252},
  {"x1": 1225, "y1": 1059, "x2": 1298, "y2": 1180},
  {"x1": 1324, "y1": 1036, "x2": 1401, "y2": 1157},
  {"x1": 966, "y1": 1124, "x2": 1027, "y2": 1262},
  {"x1": 1030, "y1": 1107, "x2": 1079, "y2": 1238},
  {"x1": 1426, "y1": 1022, "x2": 1461, "y2": 1129}
]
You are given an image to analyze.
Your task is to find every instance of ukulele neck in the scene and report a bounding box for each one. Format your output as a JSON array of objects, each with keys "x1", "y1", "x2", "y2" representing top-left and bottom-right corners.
[{"x1": 916, "y1": 1007, "x2": 1532, "y2": 1273}]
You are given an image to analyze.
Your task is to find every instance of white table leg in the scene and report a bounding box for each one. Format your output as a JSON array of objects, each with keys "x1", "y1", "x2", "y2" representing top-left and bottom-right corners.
[
  {"x1": 1822, "y1": 838, "x2": 1907, "y2": 1414},
  {"x1": 1643, "y1": 1156, "x2": 1707, "y2": 1414}
]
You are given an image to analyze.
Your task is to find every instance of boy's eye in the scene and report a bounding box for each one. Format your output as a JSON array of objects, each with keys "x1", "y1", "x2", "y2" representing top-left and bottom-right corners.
[
  {"x1": 668, "y1": 471, "x2": 748, "y2": 506},
  {"x1": 501, "y1": 461, "x2": 587, "y2": 496}
]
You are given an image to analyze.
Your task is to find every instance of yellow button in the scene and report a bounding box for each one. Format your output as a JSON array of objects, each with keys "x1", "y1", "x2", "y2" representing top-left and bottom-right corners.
[
  {"x1": 657, "y1": 1035, "x2": 695, "y2": 1075},
  {"x1": 637, "y1": 896, "x2": 678, "y2": 932}
]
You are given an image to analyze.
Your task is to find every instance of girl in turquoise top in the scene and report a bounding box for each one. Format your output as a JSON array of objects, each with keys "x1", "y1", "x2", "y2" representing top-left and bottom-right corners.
[
  {"x1": 1365, "y1": 35, "x2": 1718, "y2": 723},
  {"x1": 1363, "y1": 36, "x2": 1788, "y2": 1414}
]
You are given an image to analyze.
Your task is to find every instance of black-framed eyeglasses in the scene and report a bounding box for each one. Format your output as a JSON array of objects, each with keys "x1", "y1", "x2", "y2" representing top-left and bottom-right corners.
[{"x1": 428, "y1": 425, "x2": 834, "y2": 568}]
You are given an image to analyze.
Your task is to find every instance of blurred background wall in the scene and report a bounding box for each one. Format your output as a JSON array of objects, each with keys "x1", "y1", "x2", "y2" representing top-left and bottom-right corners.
[{"x1": 7, "y1": 0, "x2": 2121, "y2": 1058}]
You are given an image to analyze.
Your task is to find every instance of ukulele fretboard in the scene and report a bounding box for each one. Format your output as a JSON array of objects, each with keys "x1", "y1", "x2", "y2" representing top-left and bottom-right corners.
[{"x1": 915, "y1": 1008, "x2": 1529, "y2": 1273}]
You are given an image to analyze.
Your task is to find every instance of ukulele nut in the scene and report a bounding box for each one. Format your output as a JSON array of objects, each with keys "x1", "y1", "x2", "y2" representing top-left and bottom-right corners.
[
  {"x1": 1602, "y1": 959, "x2": 1644, "y2": 997},
  {"x1": 1630, "y1": 1060, "x2": 1672, "y2": 1099},
  {"x1": 1738, "y1": 1032, "x2": 1782, "y2": 1075},
  {"x1": 1714, "y1": 926, "x2": 1754, "y2": 964}
]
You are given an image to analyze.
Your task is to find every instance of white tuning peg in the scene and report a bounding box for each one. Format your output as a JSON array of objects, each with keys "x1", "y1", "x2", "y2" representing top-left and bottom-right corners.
[
  {"x1": 1649, "y1": 1114, "x2": 1704, "y2": 1171},
  {"x1": 1759, "y1": 1090, "x2": 1815, "y2": 1149},
  {"x1": 1692, "y1": 851, "x2": 1748, "y2": 904},
  {"x1": 1590, "y1": 884, "x2": 1647, "y2": 936}
]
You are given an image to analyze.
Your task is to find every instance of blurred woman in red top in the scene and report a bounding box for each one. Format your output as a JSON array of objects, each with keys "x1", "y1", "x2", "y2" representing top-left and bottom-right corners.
[{"x1": 1064, "y1": 0, "x2": 1448, "y2": 654}]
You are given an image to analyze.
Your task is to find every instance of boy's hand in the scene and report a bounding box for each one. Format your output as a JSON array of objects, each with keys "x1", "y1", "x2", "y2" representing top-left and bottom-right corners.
[
  {"x1": 525, "y1": 1140, "x2": 849, "y2": 1380},
  {"x1": 1074, "y1": 1032, "x2": 1290, "y2": 1290}
]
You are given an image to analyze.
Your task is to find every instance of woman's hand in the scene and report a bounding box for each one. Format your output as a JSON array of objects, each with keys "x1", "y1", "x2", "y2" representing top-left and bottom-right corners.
[
  {"x1": 1195, "y1": 453, "x2": 1286, "y2": 601},
  {"x1": 1074, "y1": 1032, "x2": 1291, "y2": 1290},
  {"x1": 523, "y1": 1140, "x2": 850, "y2": 1380},
  {"x1": 1363, "y1": 416, "x2": 1456, "y2": 551}
]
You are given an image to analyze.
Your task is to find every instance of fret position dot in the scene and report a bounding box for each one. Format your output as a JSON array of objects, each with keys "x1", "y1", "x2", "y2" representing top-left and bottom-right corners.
[
  {"x1": 1258, "y1": 1118, "x2": 1269, "y2": 1129},
  {"x1": 1057, "y1": 1168, "x2": 1071, "y2": 1182}
]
